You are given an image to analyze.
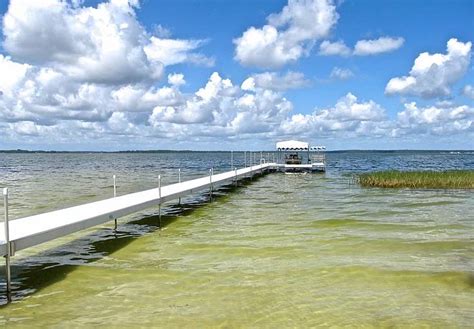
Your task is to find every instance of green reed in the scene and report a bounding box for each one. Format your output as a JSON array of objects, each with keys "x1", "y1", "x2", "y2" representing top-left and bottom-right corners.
[{"x1": 358, "y1": 170, "x2": 474, "y2": 189}]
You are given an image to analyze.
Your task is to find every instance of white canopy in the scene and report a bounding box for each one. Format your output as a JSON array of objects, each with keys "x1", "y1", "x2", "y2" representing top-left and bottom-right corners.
[{"x1": 276, "y1": 140, "x2": 309, "y2": 151}]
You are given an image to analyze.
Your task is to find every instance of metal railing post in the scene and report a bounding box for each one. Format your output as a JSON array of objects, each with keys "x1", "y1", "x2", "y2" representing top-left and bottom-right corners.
[
  {"x1": 209, "y1": 168, "x2": 213, "y2": 201},
  {"x1": 113, "y1": 175, "x2": 117, "y2": 198},
  {"x1": 250, "y1": 152, "x2": 253, "y2": 179},
  {"x1": 231, "y1": 151, "x2": 233, "y2": 171},
  {"x1": 234, "y1": 167, "x2": 238, "y2": 186},
  {"x1": 113, "y1": 175, "x2": 117, "y2": 230},
  {"x1": 244, "y1": 151, "x2": 247, "y2": 168},
  {"x1": 3, "y1": 188, "x2": 12, "y2": 294},
  {"x1": 178, "y1": 169, "x2": 181, "y2": 205},
  {"x1": 158, "y1": 175, "x2": 162, "y2": 228}
]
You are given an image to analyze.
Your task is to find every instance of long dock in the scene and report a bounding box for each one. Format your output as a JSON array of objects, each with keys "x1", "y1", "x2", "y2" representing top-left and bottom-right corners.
[{"x1": 0, "y1": 162, "x2": 276, "y2": 293}]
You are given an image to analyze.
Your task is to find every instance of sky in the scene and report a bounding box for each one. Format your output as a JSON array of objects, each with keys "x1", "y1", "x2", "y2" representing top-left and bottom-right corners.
[{"x1": 0, "y1": 0, "x2": 473, "y2": 151}]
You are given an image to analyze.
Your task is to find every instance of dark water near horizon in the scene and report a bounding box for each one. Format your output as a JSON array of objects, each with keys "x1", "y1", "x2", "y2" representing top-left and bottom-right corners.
[{"x1": 0, "y1": 151, "x2": 473, "y2": 327}]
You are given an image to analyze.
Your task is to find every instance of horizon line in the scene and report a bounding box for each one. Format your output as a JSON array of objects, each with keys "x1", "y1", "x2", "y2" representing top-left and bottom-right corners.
[{"x1": 1, "y1": 149, "x2": 473, "y2": 153}]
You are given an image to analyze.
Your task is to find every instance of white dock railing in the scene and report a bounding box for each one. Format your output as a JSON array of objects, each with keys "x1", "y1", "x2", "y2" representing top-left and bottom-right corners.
[{"x1": 1, "y1": 162, "x2": 277, "y2": 294}]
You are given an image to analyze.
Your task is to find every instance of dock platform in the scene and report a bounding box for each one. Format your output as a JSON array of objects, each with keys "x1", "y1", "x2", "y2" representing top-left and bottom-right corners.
[{"x1": 1, "y1": 163, "x2": 275, "y2": 258}]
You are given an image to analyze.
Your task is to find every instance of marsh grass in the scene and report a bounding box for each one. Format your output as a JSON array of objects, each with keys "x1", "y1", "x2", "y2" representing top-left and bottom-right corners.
[{"x1": 358, "y1": 170, "x2": 474, "y2": 189}]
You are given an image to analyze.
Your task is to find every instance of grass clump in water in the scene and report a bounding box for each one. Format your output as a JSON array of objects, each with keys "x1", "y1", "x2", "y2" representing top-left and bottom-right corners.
[{"x1": 358, "y1": 170, "x2": 474, "y2": 189}]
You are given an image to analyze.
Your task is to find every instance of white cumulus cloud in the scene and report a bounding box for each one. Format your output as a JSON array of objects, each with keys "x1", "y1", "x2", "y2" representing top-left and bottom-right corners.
[
  {"x1": 2, "y1": 0, "x2": 214, "y2": 87},
  {"x1": 241, "y1": 71, "x2": 310, "y2": 92},
  {"x1": 0, "y1": 0, "x2": 222, "y2": 146},
  {"x1": 9, "y1": 121, "x2": 40, "y2": 136},
  {"x1": 386, "y1": 38, "x2": 472, "y2": 99},
  {"x1": 319, "y1": 40, "x2": 351, "y2": 56},
  {"x1": 0, "y1": 54, "x2": 30, "y2": 97},
  {"x1": 149, "y1": 72, "x2": 293, "y2": 135},
  {"x1": 319, "y1": 37, "x2": 404, "y2": 56},
  {"x1": 144, "y1": 37, "x2": 214, "y2": 67},
  {"x1": 234, "y1": 0, "x2": 338, "y2": 69},
  {"x1": 168, "y1": 73, "x2": 186, "y2": 87},
  {"x1": 3, "y1": 0, "x2": 164, "y2": 84},
  {"x1": 280, "y1": 93, "x2": 387, "y2": 137},
  {"x1": 394, "y1": 102, "x2": 474, "y2": 136},
  {"x1": 353, "y1": 37, "x2": 404, "y2": 55}
]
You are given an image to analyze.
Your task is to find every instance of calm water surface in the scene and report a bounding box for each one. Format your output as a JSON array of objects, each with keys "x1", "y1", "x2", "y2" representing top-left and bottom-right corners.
[{"x1": 0, "y1": 151, "x2": 473, "y2": 327}]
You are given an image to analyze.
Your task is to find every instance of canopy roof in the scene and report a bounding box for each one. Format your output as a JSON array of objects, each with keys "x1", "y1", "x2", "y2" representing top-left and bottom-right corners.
[
  {"x1": 276, "y1": 140, "x2": 309, "y2": 151},
  {"x1": 276, "y1": 140, "x2": 326, "y2": 151}
]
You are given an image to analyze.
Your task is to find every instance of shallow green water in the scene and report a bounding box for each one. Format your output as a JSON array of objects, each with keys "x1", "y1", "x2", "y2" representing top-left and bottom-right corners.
[{"x1": 0, "y1": 152, "x2": 473, "y2": 327}]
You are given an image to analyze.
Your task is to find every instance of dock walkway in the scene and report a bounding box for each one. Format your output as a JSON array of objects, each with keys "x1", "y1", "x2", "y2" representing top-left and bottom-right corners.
[{"x1": 1, "y1": 163, "x2": 275, "y2": 258}]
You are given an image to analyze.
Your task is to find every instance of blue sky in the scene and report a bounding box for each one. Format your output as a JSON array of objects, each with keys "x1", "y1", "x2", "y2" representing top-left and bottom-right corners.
[{"x1": 0, "y1": 0, "x2": 473, "y2": 150}]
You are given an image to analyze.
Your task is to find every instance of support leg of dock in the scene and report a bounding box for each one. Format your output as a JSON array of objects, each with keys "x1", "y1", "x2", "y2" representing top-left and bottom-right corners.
[
  {"x1": 178, "y1": 169, "x2": 181, "y2": 206},
  {"x1": 3, "y1": 188, "x2": 12, "y2": 295},
  {"x1": 158, "y1": 175, "x2": 162, "y2": 228},
  {"x1": 158, "y1": 205, "x2": 161, "y2": 228},
  {"x1": 113, "y1": 175, "x2": 118, "y2": 231}
]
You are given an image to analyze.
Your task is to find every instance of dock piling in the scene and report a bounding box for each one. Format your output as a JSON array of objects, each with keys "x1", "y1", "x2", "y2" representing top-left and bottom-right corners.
[{"x1": 3, "y1": 188, "x2": 12, "y2": 294}]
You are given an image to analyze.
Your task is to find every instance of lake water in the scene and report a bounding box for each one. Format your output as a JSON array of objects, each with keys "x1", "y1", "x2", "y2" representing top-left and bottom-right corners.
[{"x1": 0, "y1": 151, "x2": 473, "y2": 327}]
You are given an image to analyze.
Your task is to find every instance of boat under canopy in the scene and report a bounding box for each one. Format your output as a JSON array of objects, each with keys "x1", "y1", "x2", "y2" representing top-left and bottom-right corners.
[{"x1": 275, "y1": 140, "x2": 326, "y2": 173}]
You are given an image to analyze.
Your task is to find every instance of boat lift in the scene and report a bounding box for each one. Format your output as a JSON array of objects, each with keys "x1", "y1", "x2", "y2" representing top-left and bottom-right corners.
[{"x1": 276, "y1": 140, "x2": 326, "y2": 173}]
